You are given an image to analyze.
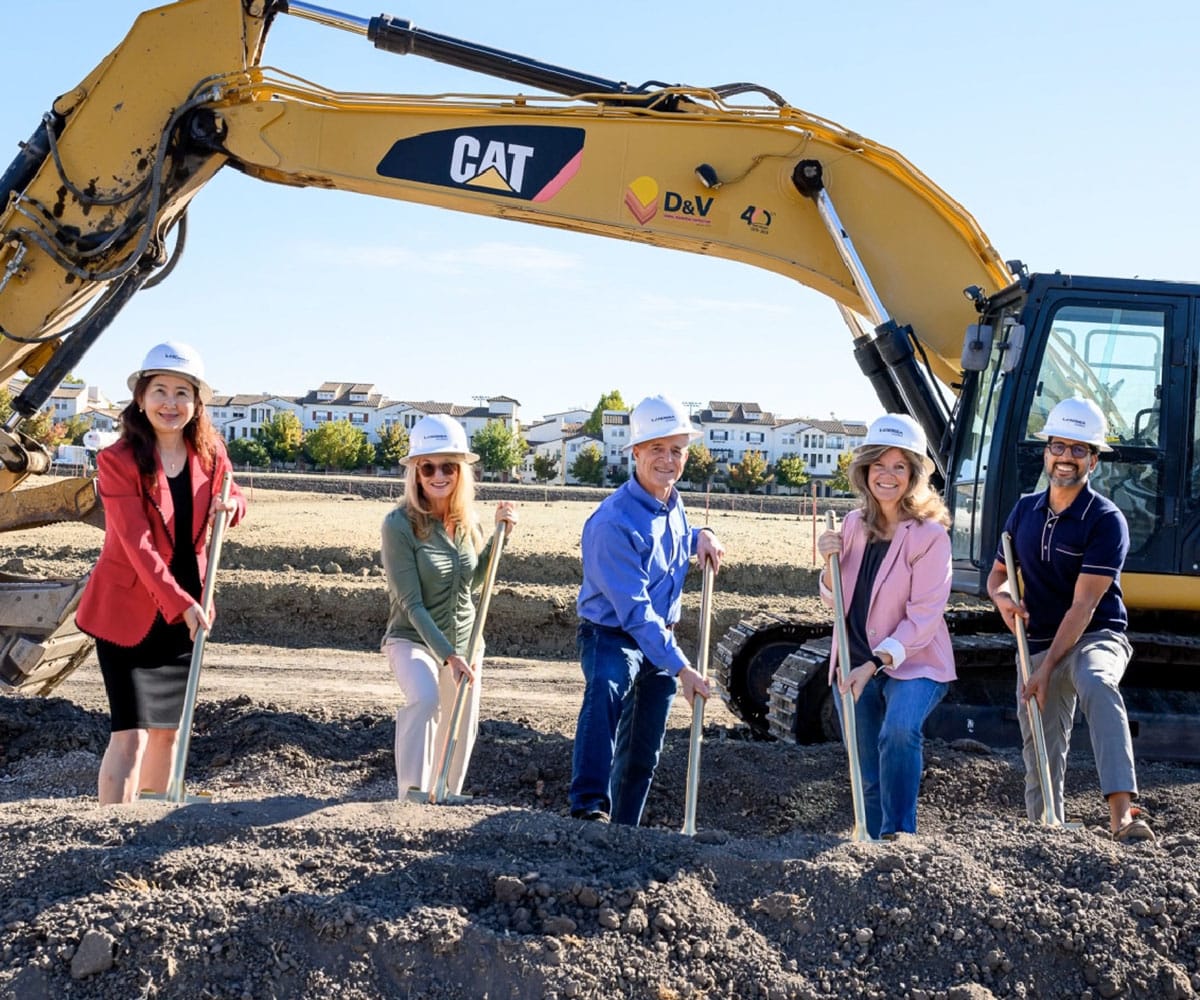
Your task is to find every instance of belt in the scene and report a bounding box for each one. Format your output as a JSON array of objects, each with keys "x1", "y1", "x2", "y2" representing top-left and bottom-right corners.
[{"x1": 581, "y1": 620, "x2": 676, "y2": 633}]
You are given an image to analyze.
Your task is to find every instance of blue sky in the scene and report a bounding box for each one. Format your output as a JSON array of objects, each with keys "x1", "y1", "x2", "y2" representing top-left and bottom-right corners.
[{"x1": 4, "y1": 1, "x2": 1197, "y2": 426}]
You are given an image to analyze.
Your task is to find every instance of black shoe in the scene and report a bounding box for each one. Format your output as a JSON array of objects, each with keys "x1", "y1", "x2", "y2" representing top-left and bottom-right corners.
[{"x1": 571, "y1": 808, "x2": 610, "y2": 823}]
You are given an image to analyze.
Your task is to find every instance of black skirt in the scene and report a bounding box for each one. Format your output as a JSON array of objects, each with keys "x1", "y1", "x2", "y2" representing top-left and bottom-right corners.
[
  {"x1": 94, "y1": 463, "x2": 203, "y2": 732},
  {"x1": 96, "y1": 616, "x2": 193, "y2": 731}
]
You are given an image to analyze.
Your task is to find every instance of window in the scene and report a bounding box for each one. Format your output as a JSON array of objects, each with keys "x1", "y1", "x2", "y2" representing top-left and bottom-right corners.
[
  {"x1": 1024, "y1": 303, "x2": 1167, "y2": 557},
  {"x1": 350, "y1": 413, "x2": 368, "y2": 425}
]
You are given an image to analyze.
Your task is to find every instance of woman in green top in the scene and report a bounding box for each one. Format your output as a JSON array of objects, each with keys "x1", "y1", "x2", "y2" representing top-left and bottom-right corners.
[{"x1": 381, "y1": 414, "x2": 517, "y2": 797}]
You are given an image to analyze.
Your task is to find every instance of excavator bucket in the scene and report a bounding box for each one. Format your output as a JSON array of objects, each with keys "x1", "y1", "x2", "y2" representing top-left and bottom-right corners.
[
  {"x1": 0, "y1": 476, "x2": 103, "y2": 532},
  {"x1": 0, "y1": 573, "x2": 93, "y2": 695},
  {"x1": 0, "y1": 476, "x2": 102, "y2": 694}
]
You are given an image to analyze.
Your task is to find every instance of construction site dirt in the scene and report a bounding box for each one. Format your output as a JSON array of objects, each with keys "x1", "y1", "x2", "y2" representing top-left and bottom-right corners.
[{"x1": 1, "y1": 486, "x2": 1198, "y2": 1000}]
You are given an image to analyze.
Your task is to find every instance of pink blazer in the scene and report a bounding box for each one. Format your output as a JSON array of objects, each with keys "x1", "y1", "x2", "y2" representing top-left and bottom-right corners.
[
  {"x1": 76, "y1": 439, "x2": 246, "y2": 647},
  {"x1": 819, "y1": 509, "x2": 955, "y2": 684}
]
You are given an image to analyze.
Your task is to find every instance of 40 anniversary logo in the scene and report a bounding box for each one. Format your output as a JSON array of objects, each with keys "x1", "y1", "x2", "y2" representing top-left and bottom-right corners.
[{"x1": 377, "y1": 126, "x2": 585, "y2": 201}]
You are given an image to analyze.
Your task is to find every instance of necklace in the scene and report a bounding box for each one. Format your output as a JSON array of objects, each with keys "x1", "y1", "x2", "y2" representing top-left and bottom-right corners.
[{"x1": 158, "y1": 447, "x2": 186, "y2": 474}]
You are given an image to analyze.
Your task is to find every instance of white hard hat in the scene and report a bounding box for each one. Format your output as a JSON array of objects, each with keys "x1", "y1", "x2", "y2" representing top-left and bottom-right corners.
[
  {"x1": 127, "y1": 341, "x2": 212, "y2": 402},
  {"x1": 860, "y1": 413, "x2": 927, "y2": 453},
  {"x1": 1036, "y1": 397, "x2": 1112, "y2": 451},
  {"x1": 627, "y1": 395, "x2": 701, "y2": 449},
  {"x1": 402, "y1": 413, "x2": 479, "y2": 464}
]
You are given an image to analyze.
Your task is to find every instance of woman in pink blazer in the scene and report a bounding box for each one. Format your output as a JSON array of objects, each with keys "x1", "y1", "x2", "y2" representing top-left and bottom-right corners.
[
  {"x1": 817, "y1": 414, "x2": 954, "y2": 838},
  {"x1": 76, "y1": 341, "x2": 246, "y2": 804}
]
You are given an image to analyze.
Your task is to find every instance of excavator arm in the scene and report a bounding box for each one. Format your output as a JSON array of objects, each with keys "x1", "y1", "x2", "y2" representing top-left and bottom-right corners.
[
  {"x1": 0, "y1": 0, "x2": 1012, "y2": 694},
  {"x1": 1, "y1": 0, "x2": 1011, "y2": 468}
]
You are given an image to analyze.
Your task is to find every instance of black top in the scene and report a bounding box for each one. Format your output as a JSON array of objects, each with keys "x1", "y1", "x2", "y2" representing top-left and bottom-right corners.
[
  {"x1": 167, "y1": 464, "x2": 203, "y2": 602},
  {"x1": 846, "y1": 538, "x2": 891, "y2": 667}
]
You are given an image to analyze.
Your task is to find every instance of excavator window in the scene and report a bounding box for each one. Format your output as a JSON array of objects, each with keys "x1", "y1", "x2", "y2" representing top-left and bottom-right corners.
[{"x1": 1022, "y1": 305, "x2": 1167, "y2": 556}]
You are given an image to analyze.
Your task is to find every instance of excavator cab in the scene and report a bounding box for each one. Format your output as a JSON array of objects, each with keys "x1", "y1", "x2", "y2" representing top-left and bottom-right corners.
[
  {"x1": 944, "y1": 272, "x2": 1200, "y2": 759},
  {"x1": 950, "y1": 272, "x2": 1198, "y2": 593}
]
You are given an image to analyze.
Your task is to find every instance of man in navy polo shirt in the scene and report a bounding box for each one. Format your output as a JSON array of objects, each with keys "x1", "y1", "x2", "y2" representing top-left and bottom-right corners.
[
  {"x1": 986, "y1": 398, "x2": 1152, "y2": 841},
  {"x1": 569, "y1": 395, "x2": 725, "y2": 826}
]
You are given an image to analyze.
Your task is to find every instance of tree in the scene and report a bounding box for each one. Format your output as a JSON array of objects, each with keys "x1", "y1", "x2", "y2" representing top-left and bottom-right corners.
[
  {"x1": 532, "y1": 452, "x2": 559, "y2": 483},
  {"x1": 305, "y1": 419, "x2": 369, "y2": 471},
  {"x1": 374, "y1": 422, "x2": 409, "y2": 469},
  {"x1": 21, "y1": 409, "x2": 59, "y2": 449},
  {"x1": 683, "y1": 442, "x2": 716, "y2": 488},
  {"x1": 256, "y1": 411, "x2": 303, "y2": 464},
  {"x1": 774, "y1": 454, "x2": 809, "y2": 491},
  {"x1": 608, "y1": 464, "x2": 629, "y2": 485},
  {"x1": 472, "y1": 420, "x2": 525, "y2": 480},
  {"x1": 354, "y1": 433, "x2": 377, "y2": 469},
  {"x1": 57, "y1": 414, "x2": 92, "y2": 446},
  {"x1": 0, "y1": 389, "x2": 62, "y2": 449},
  {"x1": 728, "y1": 449, "x2": 769, "y2": 493},
  {"x1": 569, "y1": 442, "x2": 606, "y2": 486},
  {"x1": 830, "y1": 450, "x2": 854, "y2": 494},
  {"x1": 227, "y1": 437, "x2": 270, "y2": 467},
  {"x1": 581, "y1": 390, "x2": 627, "y2": 436}
]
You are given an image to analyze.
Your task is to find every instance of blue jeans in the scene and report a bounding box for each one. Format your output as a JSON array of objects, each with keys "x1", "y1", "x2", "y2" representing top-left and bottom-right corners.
[
  {"x1": 569, "y1": 621, "x2": 677, "y2": 826},
  {"x1": 836, "y1": 674, "x2": 947, "y2": 838}
]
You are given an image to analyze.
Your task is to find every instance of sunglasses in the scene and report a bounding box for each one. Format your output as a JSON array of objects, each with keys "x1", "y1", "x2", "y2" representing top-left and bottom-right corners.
[
  {"x1": 1046, "y1": 441, "x2": 1094, "y2": 459},
  {"x1": 417, "y1": 460, "x2": 460, "y2": 477}
]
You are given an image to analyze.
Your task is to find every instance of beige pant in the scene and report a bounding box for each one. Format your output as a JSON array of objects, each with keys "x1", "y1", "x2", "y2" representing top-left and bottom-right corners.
[{"x1": 384, "y1": 637, "x2": 480, "y2": 796}]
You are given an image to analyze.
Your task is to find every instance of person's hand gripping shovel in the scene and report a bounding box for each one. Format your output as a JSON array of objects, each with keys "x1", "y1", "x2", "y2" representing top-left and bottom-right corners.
[
  {"x1": 826, "y1": 511, "x2": 873, "y2": 842},
  {"x1": 681, "y1": 558, "x2": 716, "y2": 837},
  {"x1": 142, "y1": 472, "x2": 233, "y2": 805},
  {"x1": 416, "y1": 520, "x2": 506, "y2": 806},
  {"x1": 1001, "y1": 532, "x2": 1068, "y2": 829}
]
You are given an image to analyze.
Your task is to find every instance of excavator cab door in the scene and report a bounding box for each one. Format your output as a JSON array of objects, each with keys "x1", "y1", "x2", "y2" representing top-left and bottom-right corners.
[{"x1": 950, "y1": 275, "x2": 1197, "y2": 595}]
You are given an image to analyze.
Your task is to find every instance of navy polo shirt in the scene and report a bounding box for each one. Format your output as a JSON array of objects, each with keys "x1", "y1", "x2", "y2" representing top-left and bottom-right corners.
[{"x1": 996, "y1": 484, "x2": 1128, "y2": 652}]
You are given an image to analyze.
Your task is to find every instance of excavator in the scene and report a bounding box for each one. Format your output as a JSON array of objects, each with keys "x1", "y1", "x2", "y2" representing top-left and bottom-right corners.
[{"x1": 2, "y1": 0, "x2": 1198, "y2": 758}]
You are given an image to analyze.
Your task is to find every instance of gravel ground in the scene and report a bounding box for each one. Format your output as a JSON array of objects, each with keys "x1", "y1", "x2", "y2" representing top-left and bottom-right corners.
[{"x1": 1, "y1": 488, "x2": 1197, "y2": 999}]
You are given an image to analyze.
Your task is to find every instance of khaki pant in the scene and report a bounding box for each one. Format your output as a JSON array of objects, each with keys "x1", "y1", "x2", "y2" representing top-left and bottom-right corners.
[
  {"x1": 1017, "y1": 629, "x2": 1136, "y2": 823},
  {"x1": 384, "y1": 637, "x2": 480, "y2": 797}
]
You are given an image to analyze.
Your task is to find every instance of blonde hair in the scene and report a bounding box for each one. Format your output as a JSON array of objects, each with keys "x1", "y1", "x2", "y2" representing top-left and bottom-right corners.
[
  {"x1": 402, "y1": 457, "x2": 483, "y2": 549},
  {"x1": 848, "y1": 444, "x2": 949, "y2": 541}
]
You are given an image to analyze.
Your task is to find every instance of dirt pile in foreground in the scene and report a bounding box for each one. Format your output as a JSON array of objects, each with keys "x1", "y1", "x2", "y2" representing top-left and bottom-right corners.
[
  {"x1": 1, "y1": 488, "x2": 1198, "y2": 998},
  {"x1": 1, "y1": 680, "x2": 1198, "y2": 1000}
]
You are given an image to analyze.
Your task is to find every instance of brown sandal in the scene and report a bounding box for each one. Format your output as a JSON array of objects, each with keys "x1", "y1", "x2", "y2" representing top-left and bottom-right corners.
[{"x1": 1113, "y1": 817, "x2": 1155, "y2": 842}]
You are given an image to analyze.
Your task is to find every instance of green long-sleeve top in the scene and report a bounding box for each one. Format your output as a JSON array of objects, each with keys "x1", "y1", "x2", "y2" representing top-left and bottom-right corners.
[{"x1": 380, "y1": 505, "x2": 498, "y2": 663}]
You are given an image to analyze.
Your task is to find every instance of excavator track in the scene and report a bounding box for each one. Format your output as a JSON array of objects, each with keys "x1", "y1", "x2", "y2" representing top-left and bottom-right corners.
[{"x1": 715, "y1": 610, "x2": 1200, "y2": 761}]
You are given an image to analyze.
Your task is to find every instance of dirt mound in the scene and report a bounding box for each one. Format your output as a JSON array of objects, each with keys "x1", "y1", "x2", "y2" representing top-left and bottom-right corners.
[
  {"x1": 2, "y1": 489, "x2": 1199, "y2": 998},
  {"x1": 2, "y1": 685, "x2": 1199, "y2": 1000}
]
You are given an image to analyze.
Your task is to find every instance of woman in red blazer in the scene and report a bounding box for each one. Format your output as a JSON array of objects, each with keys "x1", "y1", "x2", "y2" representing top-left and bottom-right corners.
[
  {"x1": 817, "y1": 414, "x2": 954, "y2": 839},
  {"x1": 76, "y1": 341, "x2": 246, "y2": 804}
]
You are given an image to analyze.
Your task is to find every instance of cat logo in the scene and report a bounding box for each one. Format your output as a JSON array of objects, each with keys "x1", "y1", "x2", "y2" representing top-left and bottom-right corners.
[{"x1": 377, "y1": 126, "x2": 585, "y2": 202}]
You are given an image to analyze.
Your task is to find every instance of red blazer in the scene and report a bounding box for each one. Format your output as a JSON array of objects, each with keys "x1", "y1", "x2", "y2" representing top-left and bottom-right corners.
[{"x1": 76, "y1": 439, "x2": 246, "y2": 647}]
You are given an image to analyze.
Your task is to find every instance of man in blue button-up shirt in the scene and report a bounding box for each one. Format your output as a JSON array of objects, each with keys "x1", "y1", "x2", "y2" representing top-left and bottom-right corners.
[
  {"x1": 986, "y1": 398, "x2": 1151, "y2": 842},
  {"x1": 569, "y1": 395, "x2": 725, "y2": 826}
]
